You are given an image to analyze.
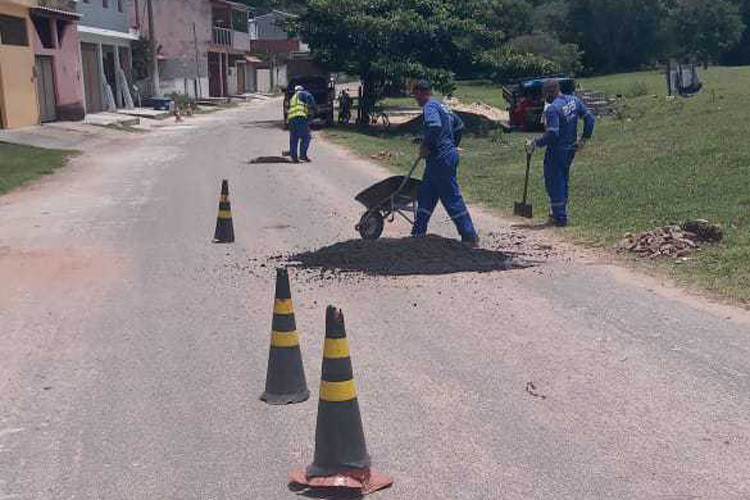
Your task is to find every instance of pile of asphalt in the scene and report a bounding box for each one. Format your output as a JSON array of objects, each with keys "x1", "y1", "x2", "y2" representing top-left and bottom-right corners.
[{"x1": 285, "y1": 235, "x2": 531, "y2": 277}]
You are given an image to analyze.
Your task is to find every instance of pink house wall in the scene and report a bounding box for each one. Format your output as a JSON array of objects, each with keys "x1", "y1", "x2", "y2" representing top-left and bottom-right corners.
[{"x1": 31, "y1": 16, "x2": 85, "y2": 121}]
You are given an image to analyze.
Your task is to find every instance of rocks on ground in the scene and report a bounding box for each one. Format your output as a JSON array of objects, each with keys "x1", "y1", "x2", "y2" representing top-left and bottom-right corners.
[{"x1": 617, "y1": 219, "x2": 723, "y2": 259}]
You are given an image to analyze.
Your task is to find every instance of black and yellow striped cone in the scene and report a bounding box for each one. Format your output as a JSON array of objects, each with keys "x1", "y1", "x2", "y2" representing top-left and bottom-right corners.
[
  {"x1": 260, "y1": 268, "x2": 310, "y2": 405},
  {"x1": 289, "y1": 306, "x2": 392, "y2": 495},
  {"x1": 213, "y1": 179, "x2": 235, "y2": 243}
]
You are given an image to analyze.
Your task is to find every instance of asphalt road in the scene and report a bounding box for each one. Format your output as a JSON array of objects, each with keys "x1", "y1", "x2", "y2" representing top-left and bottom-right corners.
[{"x1": 2, "y1": 100, "x2": 750, "y2": 500}]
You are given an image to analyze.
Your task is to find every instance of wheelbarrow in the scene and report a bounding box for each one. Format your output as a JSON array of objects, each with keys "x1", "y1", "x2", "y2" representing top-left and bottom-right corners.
[{"x1": 354, "y1": 158, "x2": 422, "y2": 240}]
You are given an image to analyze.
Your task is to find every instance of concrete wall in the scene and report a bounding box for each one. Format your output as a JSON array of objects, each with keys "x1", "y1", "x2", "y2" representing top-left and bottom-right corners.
[
  {"x1": 135, "y1": 0, "x2": 212, "y2": 98},
  {"x1": 0, "y1": 3, "x2": 39, "y2": 128},
  {"x1": 77, "y1": 0, "x2": 130, "y2": 33},
  {"x1": 30, "y1": 14, "x2": 86, "y2": 121}
]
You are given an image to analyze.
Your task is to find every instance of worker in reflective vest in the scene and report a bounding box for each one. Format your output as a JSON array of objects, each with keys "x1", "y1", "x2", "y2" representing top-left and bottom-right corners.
[{"x1": 288, "y1": 85, "x2": 316, "y2": 163}]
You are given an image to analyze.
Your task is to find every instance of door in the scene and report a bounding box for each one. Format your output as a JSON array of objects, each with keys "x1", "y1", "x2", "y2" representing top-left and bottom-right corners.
[
  {"x1": 81, "y1": 43, "x2": 103, "y2": 113},
  {"x1": 208, "y1": 52, "x2": 221, "y2": 97},
  {"x1": 35, "y1": 56, "x2": 57, "y2": 122},
  {"x1": 237, "y1": 62, "x2": 246, "y2": 94}
]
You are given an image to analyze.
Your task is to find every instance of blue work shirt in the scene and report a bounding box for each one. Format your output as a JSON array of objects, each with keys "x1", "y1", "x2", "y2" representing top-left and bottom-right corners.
[
  {"x1": 423, "y1": 98, "x2": 457, "y2": 161},
  {"x1": 297, "y1": 90, "x2": 316, "y2": 107},
  {"x1": 536, "y1": 94, "x2": 595, "y2": 153}
]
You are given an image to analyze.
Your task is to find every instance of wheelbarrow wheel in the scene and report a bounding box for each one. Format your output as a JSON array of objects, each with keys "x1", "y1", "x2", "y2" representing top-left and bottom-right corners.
[{"x1": 356, "y1": 212, "x2": 385, "y2": 240}]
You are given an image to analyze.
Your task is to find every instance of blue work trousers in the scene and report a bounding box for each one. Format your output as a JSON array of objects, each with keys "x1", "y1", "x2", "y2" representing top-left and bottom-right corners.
[
  {"x1": 289, "y1": 118, "x2": 311, "y2": 160},
  {"x1": 544, "y1": 148, "x2": 576, "y2": 224},
  {"x1": 412, "y1": 150, "x2": 477, "y2": 239}
]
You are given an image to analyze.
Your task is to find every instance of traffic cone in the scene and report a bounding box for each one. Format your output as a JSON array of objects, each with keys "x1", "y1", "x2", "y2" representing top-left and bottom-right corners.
[
  {"x1": 261, "y1": 268, "x2": 310, "y2": 405},
  {"x1": 213, "y1": 180, "x2": 235, "y2": 243},
  {"x1": 289, "y1": 306, "x2": 392, "y2": 495}
]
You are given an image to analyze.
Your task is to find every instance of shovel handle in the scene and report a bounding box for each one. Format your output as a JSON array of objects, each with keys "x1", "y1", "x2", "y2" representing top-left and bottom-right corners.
[{"x1": 522, "y1": 153, "x2": 532, "y2": 204}]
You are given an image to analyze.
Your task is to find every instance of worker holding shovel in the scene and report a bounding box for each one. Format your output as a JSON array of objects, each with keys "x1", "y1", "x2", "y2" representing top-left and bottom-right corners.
[
  {"x1": 412, "y1": 80, "x2": 479, "y2": 246},
  {"x1": 525, "y1": 79, "x2": 595, "y2": 227}
]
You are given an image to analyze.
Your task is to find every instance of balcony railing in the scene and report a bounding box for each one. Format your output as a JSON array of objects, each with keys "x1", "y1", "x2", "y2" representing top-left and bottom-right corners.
[{"x1": 212, "y1": 26, "x2": 232, "y2": 46}]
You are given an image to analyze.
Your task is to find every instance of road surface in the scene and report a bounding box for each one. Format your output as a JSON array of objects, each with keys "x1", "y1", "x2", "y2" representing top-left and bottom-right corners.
[{"x1": 2, "y1": 100, "x2": 750, "y2": 499}]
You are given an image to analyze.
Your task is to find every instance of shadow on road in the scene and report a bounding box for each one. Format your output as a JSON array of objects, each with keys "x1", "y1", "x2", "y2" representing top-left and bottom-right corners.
[
  {"x1": 286, "y1": 235, "x2": 533, "y2": 276},
  {"x1": 289, "y1": 484, "x2": 363, "y2": 499}
]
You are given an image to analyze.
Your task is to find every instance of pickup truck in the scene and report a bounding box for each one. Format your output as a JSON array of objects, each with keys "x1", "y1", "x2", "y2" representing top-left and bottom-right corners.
[{"x1": 283, "y1": 75, "x2": 336, "y2": 128}]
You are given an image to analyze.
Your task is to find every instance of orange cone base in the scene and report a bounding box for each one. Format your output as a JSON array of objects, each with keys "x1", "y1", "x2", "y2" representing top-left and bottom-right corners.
[{"x1": 289, "y1": 467, "x2": 392, "y2": 495}]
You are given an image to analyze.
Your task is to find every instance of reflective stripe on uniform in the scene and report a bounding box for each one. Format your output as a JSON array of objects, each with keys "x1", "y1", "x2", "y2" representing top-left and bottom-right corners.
[{"x1": 288, "y1": 92, "x2": 308, "y2": 120}]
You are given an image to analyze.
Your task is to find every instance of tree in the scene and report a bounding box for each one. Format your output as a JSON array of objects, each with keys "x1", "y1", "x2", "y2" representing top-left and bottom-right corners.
[
  {"x1": 670, "y1": 0, "x2": 745, "y2": 67},
  {"x1": 568, "y1": 0, "x2": 670, "y2": 73},
  {"x1": 719, "y1": 0, "x2": 750, "y2": 65},
  {"x1": 293, "y1": 0, "x2": 551, "y2": 120}
]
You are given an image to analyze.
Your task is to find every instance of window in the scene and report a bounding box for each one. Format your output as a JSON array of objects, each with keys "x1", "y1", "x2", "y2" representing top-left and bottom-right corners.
[
  {"x1": 103, "y1": 0, "x2": 109, "y2": 8},
  {"x1": 32, "y1": 16, "x2": 55, "y2": 49},
  {"x1": 0, "y1": 15, "x2": 29, "y2": 47},
  {"x1": 118, "y1": 0, "x2": 123, "y2": 12}
]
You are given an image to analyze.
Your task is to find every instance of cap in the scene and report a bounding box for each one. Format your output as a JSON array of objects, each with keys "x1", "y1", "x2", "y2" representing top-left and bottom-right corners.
[
  {"x1": 413, "y1": 80, "x2": 432, "y2": 93},
  {"x1": 294, "y1": 85, "x2": 304, "y2": 92}
]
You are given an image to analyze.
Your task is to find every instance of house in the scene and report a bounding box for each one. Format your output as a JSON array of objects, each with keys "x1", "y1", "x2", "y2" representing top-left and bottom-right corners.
[
  {"x1": 208, "y1": 0, "x2": 252, "y2": 97},
  {"x1": 129, "y1": 0, "x2": 210, "y2": 98},
  {"x1": 29, "y1": 0, "x2": 85, "y2": 122},
  {"x1": 249, "y1": 10, "x2": 309, "y2": 92},
  {"x1": 130, "y1": 0, "x2": 253, "y2": 99},
  {"x1": 77, "y1": 0, "x2": 137, "y2": 114},
  {"x1": 0, "y1": 0, "x2": 39, "y2": 129}
]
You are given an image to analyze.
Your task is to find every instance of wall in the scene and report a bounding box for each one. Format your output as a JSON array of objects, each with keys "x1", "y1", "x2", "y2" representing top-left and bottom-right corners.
[
  {"x1": 0, "y1": 3, "x2": 39, "y2": 128},
  {"x1": 135, "y1": 0, "x2": 212, "y2": 98},
  {"x1": 30, "y1": 15, "x2": 85, "y2": 121},
  {"x1": 77, "y1": 0, "x2": 129, "y2": 33}
]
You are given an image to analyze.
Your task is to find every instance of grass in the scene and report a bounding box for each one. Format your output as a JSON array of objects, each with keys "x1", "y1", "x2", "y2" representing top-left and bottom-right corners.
[
  {"x1": 0, "y1": 142, "x2": 76, "y2": 195},
  {"x1": 324, "y1": 66, "x2": 750, "y2": 304}
]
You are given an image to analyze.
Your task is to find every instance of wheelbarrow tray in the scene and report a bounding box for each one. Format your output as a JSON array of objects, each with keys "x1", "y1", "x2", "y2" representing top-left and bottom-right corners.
[{"x1": 355, "y1": 176, "x2": 421, "y2": 211}]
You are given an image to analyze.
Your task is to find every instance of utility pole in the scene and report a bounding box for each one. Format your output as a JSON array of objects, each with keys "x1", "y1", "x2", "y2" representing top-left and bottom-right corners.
[{"x1": 147, "y1": 0, "x2": 160, "y2": 95}]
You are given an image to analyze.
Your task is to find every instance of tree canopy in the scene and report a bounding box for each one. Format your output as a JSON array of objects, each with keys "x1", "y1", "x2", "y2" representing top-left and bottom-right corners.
[{"x1": 288, "y1": 0, "x2": 749, "y2": 98}]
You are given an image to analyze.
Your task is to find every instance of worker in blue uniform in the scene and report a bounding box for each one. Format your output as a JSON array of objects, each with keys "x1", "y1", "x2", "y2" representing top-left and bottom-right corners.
[
  {"x1": 526, "y1": 79, "x2": 595, "y2": 227},
  {"x1": 412, "y1": 80, "x2": 479, "y2": 246},
  {"x1": 287, "y1": 85, "x2": 316, "y2": 163}
]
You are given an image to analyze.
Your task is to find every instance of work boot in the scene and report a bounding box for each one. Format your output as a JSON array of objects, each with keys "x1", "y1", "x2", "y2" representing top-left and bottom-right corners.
[
  {"x1": 547, "y1": 216, "x2": 568, "y2": 228},
  {"x1": 291, "y1": 157, "x2": 300, "y2": 164},
  {"x1": 462, "y1": 235, "x2": 480, "y2": 248},
  {"x1": 300, "y1": 156, "x2": 312, "y2": 163}
]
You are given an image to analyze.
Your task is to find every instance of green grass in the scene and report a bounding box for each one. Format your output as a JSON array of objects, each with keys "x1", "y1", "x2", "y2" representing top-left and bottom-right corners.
[
  {"x1": 325, "y1": 66, "x2": 750, "y2": 304},
  {"x1": 0, "y1": 142, "x2": 76, "y2": 195}
]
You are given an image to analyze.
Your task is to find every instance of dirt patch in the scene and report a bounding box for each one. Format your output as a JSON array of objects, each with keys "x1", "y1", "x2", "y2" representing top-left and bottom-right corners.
[
  {"x1": 0, "y1": 245, "x2": 128, "y2": 306},
  {"x1": 283, "y1": 235, "x2": 534, "y2": 277},
  {"x1": 249, "y1": 156, "x2": 294, "y2": 164}
]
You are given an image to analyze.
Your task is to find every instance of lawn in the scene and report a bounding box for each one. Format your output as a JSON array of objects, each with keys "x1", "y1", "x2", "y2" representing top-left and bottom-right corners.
[
  {"x1": 0, "y1": 142, "x2": 76, "y2": 195},
  {"x1": 325, "y1": 66, "x2": 750, "y2": 304}
]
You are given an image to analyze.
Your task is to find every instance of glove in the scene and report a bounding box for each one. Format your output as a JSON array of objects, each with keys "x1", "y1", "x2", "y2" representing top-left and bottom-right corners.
[
  {"x1": 575, "y1": 137, "x2": 589, "y2": 152},
  {"x1": 419, "y1": 143, "x2": 430, "y2": 159},
  {"x1": 525, "y1": 138, "x2": 537, "y2": 155}
]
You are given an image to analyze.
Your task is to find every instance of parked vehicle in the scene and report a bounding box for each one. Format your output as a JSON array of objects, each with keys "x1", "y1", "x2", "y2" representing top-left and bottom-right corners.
[
  {"x1": 283, "y1": 76, "x2": 336, "y2": 127},
  {"x1": 503, "y1": 74, "x2": 576, "y2": 131}
]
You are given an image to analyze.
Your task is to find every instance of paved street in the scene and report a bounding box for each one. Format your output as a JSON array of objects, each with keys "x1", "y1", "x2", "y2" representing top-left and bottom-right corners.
[{"x1": 2, "y1": 99, "x2": 750, "y2": 499}]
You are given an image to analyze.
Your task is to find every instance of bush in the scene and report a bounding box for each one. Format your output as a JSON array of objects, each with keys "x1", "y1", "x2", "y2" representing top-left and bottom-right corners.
[
  {"x1": 509, "y1": 32, "x2": 584, "y2": 75},
  {"x1": 626, "y1": 80, "x2": 650, "y2": 98},
  {"x1": 477, "y1": 46, "x2": 559, "y2": 84},
  {"x1": 167, "y1": 93, "x2": 196, "y2": 111}
]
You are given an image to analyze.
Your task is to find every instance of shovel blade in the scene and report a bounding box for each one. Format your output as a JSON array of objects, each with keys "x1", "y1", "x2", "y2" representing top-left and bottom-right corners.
[{"x1": 514, "y1": 202, "x2": 533, "y2": 219}]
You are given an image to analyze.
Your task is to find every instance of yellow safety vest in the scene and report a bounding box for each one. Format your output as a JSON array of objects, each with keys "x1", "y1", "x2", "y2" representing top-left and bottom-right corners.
[{"x1": 288, "y1": 92, "x2": 308, "y2": 120}]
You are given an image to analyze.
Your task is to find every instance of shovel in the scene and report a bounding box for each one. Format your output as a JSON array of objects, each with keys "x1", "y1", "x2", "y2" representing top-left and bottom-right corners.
[{"x1": 514, "y1": 153, "x2": 534, "y2": 218}]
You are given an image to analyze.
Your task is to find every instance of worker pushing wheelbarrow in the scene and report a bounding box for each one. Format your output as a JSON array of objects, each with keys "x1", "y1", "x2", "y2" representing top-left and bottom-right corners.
[{"x1": 354, "y1": 80, "x2": 479, "y2": 245}]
